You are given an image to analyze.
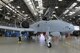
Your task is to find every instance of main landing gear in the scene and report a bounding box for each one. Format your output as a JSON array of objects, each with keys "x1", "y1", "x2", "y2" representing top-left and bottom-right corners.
[{"x1": 18, "y1": 36, "x2": 22, "y2": 43}]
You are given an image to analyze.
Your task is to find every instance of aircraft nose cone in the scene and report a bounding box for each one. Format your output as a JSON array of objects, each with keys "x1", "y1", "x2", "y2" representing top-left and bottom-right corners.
[{"x1": 69, "y1": 24, "x2": 74, "y2": 31}]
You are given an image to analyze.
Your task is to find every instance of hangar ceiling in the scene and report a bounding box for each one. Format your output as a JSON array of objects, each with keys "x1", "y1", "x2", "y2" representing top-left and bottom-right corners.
[{"x1": 0, "y1": 0, "x2": 80, "y2": 26}]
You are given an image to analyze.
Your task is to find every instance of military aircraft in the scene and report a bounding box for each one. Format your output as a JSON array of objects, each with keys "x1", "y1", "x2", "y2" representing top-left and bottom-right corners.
[
  {"x1": 0, "y1": 0, "x2": 78, "y2": 48},
  {"x1": 0, "y1": 20, "x2": 75, "y2": 48}
]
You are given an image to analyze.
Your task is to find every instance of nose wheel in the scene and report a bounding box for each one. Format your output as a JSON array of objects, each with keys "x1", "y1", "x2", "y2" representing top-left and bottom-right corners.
[{"x1": 47, "y1": 42, "x2": 52, "y2": 48}]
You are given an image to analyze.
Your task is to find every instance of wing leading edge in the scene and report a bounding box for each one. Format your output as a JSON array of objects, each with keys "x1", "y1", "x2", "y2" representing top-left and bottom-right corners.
[{"x1": 0, "y1": 25, "x2": 34, "y2": 31}]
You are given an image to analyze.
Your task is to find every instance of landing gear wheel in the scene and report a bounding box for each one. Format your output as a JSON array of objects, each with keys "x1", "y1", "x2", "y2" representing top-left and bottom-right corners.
[{"x1": 47, "y1": 42, "x2": 52, "y2": 48}]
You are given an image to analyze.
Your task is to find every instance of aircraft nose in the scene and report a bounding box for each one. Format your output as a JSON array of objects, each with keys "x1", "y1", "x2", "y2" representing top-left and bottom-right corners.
[{"x1": 69, "y1": 24, "x2": 74, "y2": 31}]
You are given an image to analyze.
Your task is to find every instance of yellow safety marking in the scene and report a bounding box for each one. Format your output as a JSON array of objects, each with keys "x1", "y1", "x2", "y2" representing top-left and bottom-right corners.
[{"x1": 18, "y1": 41, "x2": 22, "y2": 44}]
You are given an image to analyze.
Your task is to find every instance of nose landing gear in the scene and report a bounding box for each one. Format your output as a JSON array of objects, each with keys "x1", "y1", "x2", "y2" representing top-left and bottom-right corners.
[
  {"x1": 46, "y1": 35, "x2": 52, "y2": 48},
  {"x1": 47, "y1": 42, "x2": 52, "y2": 48}
]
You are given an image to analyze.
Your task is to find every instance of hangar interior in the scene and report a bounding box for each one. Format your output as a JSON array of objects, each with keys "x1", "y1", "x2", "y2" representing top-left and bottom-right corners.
[{"x1": 0, "y1": 0, "x2": 80, "y2": 53}]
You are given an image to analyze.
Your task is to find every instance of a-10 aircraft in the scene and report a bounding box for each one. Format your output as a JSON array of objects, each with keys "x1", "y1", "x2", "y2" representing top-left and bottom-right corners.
[
  {"x1": 0, "y1": 20, "x2": 75, "y2": 48},
  {"x1": 0, "y1": 0, "x2": 77, "y2": 48}
]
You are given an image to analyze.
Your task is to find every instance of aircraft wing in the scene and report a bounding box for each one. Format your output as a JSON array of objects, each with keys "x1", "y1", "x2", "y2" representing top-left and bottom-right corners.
[{"x1": 0, "y1": 25, "x2": 34, "y2": 31}]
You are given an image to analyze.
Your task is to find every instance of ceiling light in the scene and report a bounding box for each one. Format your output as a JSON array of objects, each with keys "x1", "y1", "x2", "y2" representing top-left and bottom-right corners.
[
  {"x1": 0, "y1": 9, "x2": 2, "y2": 11},
  {"x1": 58, "y1": 0, "x2": 62, "y2": 1},
  {"x1": 69, "y1": 12, "x2": 75, "y2": 15},
  {"x1": 75, "y1": 6, "x2": 79, "y2": 8},
  {"x1": 55, "y1": 6, "x2": 58, "y2": 9},
  {"x1": 29, "y1": 2, "x2": 32, "y2": 5},
  {"x1": 7, "y1": 13, "x2": 10, "y2": 15},
  {"x1": 35, "y1": 0, "x2": 38, "y2": 1},
  {"x1": 5, "y1": 16, "x2": 10, "y2": 20},
  {"x1": 52, "y1": 11, "x2": 56, "y2": 13},
  {"x1": 77, "y1": 0, "x2": 80, "y2": 2},
  {"x1": 12, "y1": 6, "x2": 15, "y2": 9},
  {"x1": 52, "y1": 14, "x2": 57, "y2": 17},
  {"x1": 63, "y1": 9, "x2": 69, "y2": 14},
  {"x1": 13, "y1": 16, "x2": 16, "y2": 17},
  {"x1": 25, "y1": 14, "x2": 28, "y2": 16},
  {"x1": 37, "y1": 6, "x2": 39, "y2": 8},
  {"x1": 22, "y1": 11, "x2": 25, "y2": 13},
  {"x1": 9, "y1": 0, "x2": 14, "y2": 2},
  {"x1": 28, "y1": 17, "x2": 30, "y2": 19},
  {"x1": 34, "y1": 12, "x2": 38, "y2": 16},
  {"x1": 72, "y1": 3, "x2": 77, "y2": 7},
  {"x1": 17, "y1": 6, "x2": 20, "y2": 8},
  {"x1": 27, "y1": 0, "x2": 30, "y2": 2},
  {"x1": 18, "y1": 14, "x2": 21, "y2": 16},
  {"x1": 69, "y1": 2, "x2": 77, "y2": 9},
  {"x1": 75, "y1": 6, "x2": 80, "y2": 9}
]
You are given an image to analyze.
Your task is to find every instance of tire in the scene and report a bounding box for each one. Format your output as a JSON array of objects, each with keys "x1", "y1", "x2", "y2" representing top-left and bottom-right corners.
[{"x1": 47, "y1": 42, "x2": 52, "y2": 48}]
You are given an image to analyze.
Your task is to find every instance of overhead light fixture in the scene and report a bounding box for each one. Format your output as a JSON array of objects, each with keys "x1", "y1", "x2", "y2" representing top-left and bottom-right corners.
[
  {"x1": 52, "y1": 14, "x2": 57, "y2": 18},
  {"x1": 68, "y1": 12, "x2": 75, "y2": 15},
  {"x1": 18, "y1": 14, "x2": 20, "y2": 16},
  {"x1": 34, "y1": 12, "x2": 38, "y2": 15},
  {"x1": 52, "y1": 11, "x2": 56, "y2": 13},
  {"x1": 6, "y1": 5, "x2": 13, "y2": 10},
  {"x1": 17, "y1": 6, "x2": 20, "y2": 8},
  {"x1": 75, "y1": 6, "x2": 80, "y2": 9},
  {"x1": 25, "y1": 14, "x2": 28, "y2": 16},
  {"x1": 0, "y1": 9, "x2": 2, "y2": 11},
  {"x1": 28, "y1": 17, "x2": 30, "y2": 18},
  {"x1": 7, "y1": 13, "x2": 10, "y2": 15},
  {"x1": 77, "y1": 0, "x2": 80, "y2": 2},
  {"x1": 9, "y1": 0, "x2": 14, "y2": 2},
  {"x1": 13, "y1": 16, "x2": 16, "y2": 17},
  {"x1": 12, "y1": 6, "x2": 15, "y2": 9},
  {"x1": 22, "y1": 11, "x2": 25, "y2": 13},
  {"x1": 58, "y1": 0, "x2": 62, "y2": 1},
  {"x1": 36, "y1": 6, "x2": 39, "y2": 8},
  {"x1": 5, "y1": 16, "x2": 10, "y2": 20},
  {"x1": 63, "y1": 9, "x2": 69, "y2": 14},
  {"x1": 35, "y1": 0, "x2": 38, "y2": 1},
  {"x1": 69, "y1": 2, "x2": 77, "y2": 9},
  {"x1": 75, "y1": 6, "x2": 79, "y2": 9},
  {"x1": 29, "y1": 2, "x2": 32, "y2": 5},
  {"x1": 27, "y1": 0, "x2": 30, "y2": 2},
  {"x1": 55, "y1": 6, "x2": 58, "y2": 9}
]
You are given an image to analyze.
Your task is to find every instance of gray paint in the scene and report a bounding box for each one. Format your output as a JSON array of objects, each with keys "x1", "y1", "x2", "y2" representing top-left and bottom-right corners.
[{"x1": 30, "y1": 20, "x2": 74, "y2": 33}]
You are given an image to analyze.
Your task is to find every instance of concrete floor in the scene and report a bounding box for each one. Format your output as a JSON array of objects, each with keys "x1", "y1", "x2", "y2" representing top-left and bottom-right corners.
[{"x1": 0, "y1": 37, "x2": 80, "y2": 53}]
